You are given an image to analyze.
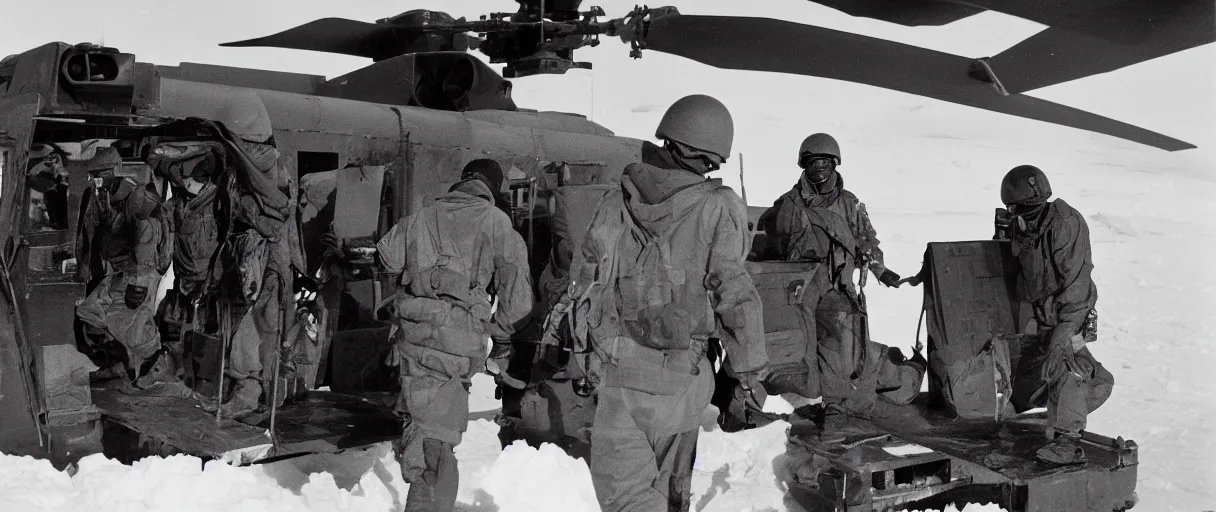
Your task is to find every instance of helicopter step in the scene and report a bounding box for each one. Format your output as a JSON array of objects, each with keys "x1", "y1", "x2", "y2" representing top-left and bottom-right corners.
[
  {"x1": 93, "y1": 388, "x2": 402, "y2": 465},
  {"x1": 783, "y1": 401, "x2": 1139, "y2": 512}
]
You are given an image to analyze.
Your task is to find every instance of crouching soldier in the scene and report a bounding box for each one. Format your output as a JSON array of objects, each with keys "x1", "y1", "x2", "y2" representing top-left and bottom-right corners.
[
  {"x1": 76, "y1": 147, "x2": 175, "y2": 385},
  {"x1": 995, "y1": 165, "x2": 1114, "y2": 466},
  {"x1": 330, "y1": 159, "x2": 534, "y2": 512},
  {"x1": 569, "y1": 94, "x2": 769, "y2": 511}
]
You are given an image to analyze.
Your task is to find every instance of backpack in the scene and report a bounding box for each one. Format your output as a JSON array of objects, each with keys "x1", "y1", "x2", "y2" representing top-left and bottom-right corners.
[
  {"x1": 388, "y1": 204, "x2": 492, "y2": 358},
  {"x1": 406, "y1": 206, "x2": 476, "y2": 303},
  {"x1": 614, "y1": 203, "x2": 716, "y2": 353}
]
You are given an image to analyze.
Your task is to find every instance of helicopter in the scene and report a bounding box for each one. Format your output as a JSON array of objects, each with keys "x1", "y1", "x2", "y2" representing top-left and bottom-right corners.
[
  {"x1": 216, "y1": 0, "x2": 1209, "y2": 152},
  {"x1": 0, "y1": 1, "x2": 1155, "y2": 510}
]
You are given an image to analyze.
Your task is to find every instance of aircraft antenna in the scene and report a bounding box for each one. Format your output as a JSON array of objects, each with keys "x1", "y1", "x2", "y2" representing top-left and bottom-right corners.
[{"x1": 738, "y1": 153, "x2": 748, "y2": 206}]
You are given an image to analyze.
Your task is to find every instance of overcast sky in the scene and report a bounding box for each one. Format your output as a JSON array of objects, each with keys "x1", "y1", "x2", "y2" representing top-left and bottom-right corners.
[{"x1": 3, "y1": 0, "x2": 1212, "y2": 198}]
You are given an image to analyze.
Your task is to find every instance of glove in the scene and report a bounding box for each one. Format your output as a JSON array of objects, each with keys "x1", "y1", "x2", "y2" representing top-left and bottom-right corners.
[
  {"x1": 736, "y1": 368, "x2": 769, "y2": 413},
  {"x1": 124, "y1": 284, "x2": 149, "y2": 309},
  {"x1": 1042, "y1": 334, "x2": 1080, "y2": 383},
  {"x1": 486, "y1": 339, "x2": 525, "y2": 389},
  {"x1": 320, "y1": 232, "x2": 343, "y2": 261},
  {"x1": 994, "y1": 207, "x2": 1014, "y2": 239},
  {"x1": 1081, "y1": 309, "x2": 1098, "y2": 343},
  {"x1": 878, "y1": 269, "x2": 902, "y2": 288},
  {"x1": 901, "y1": 271, "x2": 925, "y2": 288}
]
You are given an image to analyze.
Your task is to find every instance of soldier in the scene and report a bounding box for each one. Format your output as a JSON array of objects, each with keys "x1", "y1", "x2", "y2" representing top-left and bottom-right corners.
[
  {"x1": 148, "y1": 138, "x2": 225, "y2": 392},
  {"x1": 995, "y1": 165, "x2": 1113, "y2": 465},
  {"x1": 754, "y1": 133, "x2": 905, "y2": 442},
  {"x1": 75, "y1": 147, "x2": 175, "y2": 385},
  {"x1": 329, "y1": 159, "x2": 534, "y2": 512},
  {"x1": 568, "y1": 94, "x2": 769, "y2": 511},
  {"x1": 205, "y1": 96, "x2": 305, "y2": 420}
]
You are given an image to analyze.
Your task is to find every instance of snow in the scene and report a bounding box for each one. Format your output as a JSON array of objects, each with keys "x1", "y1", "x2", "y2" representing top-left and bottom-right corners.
[
  {"x1": 884, "y1": 444, "x2": 936, "y2": 457},
  {"x1": 3, "y1": 1, "x2": 1213, "y2": 510},
  {"x1": 3, "y1": 409, "x2": 1010, "y2": 512}
]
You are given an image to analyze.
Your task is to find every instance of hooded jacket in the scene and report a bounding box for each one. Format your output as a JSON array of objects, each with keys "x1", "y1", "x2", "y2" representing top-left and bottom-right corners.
[
  {"x1": 376, "y1": 179, "x2": 534, "y2": 359},
  {"x1": 1009, "y1": 198, "x2": 1097, "y2": 335},
  {"x1": 570, "y1": 142, "x2": 769, "y2": 379},
  {"x1": 757, "y1": 170, "x2": 888, "y2": 286}
]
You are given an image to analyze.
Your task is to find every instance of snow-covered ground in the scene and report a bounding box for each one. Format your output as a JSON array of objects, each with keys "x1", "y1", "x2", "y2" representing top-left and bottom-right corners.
[
  {"x1": 3, "y1": 0, "x2": 1213, "y2": 510},
  {"x1": 2, "y1": 377, "x2": 1009, "y2": 512}
]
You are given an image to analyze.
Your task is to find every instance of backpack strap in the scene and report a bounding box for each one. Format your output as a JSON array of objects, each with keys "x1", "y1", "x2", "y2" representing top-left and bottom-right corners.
[{"x1": 796, "y1": 203, "x2": 860, "y2": 260}]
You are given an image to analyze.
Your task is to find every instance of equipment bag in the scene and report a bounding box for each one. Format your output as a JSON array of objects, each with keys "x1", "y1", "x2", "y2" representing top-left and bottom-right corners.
[
  {"x1": 920, "y1": 241, "x2": 1022, "y2": 420},
  {"x1": 615, "y1": 224, "x2": 713, "y2": 352},
  {"x1": 937, "y1": 335, "x2": 1013, "y2": 420},
  {"x1": 550, "y1": 184, "x2": 615, "y2": 273}
]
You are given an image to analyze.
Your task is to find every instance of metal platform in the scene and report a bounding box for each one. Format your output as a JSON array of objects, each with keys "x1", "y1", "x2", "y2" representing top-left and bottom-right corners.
[
  {"x1": 784, "y1": 400, "x2": 1139, "y2": 512},
  {"x1": 95, "y1": 388, "x2": 401, "y2": 465}
]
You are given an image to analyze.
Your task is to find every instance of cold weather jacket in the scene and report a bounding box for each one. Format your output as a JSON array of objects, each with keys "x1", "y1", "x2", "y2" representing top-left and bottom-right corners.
[
  {"x1": 756, "y1": 171, "x2": 889, "y2": 287},
  {"x1": 376, "y1": 178, "x2": 534, "y2": 361}
]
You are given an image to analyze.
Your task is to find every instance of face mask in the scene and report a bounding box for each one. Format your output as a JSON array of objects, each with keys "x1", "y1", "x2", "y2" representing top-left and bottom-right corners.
[
  {"x1": 1006, "y1": 202, "x2": 1046, "y2": 232},
  {"x1": 800, "y1": 156, "x2": 835, "y2": 183},
  {"x1": 667, "y1": 140, "x2": 721, "y2": 174}
]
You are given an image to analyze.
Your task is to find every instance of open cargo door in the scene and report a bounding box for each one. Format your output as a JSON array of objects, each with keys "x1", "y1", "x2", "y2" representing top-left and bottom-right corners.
[{"x1": 0, "y1": 93, "x2": 50, "y2": 457}]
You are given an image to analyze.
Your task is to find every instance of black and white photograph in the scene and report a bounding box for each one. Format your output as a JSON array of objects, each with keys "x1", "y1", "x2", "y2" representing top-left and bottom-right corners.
[{"x1": 0, "y1": 1, "x2": 1211, "y2": 511}]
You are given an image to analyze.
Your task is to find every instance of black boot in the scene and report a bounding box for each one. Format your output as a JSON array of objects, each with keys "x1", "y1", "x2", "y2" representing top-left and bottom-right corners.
[{"x1": 1035, "y1": 430, "x2": 1087, "y2": 466}]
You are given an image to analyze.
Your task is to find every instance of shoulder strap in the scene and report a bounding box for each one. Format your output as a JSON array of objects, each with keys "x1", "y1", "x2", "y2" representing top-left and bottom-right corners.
[{"x1": 797, "y1": 202, "x2": 860, "y2": 259}]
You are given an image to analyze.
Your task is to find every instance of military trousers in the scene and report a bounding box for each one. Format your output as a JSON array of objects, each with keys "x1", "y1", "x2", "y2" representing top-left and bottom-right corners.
[
  {"x1": 75, "y1": 267, "x2": 163, "y2": 372},
  {"x1": 589, "y1": 350, "x2": 714, "y2": 512},
  {"x1": 1011, "y1": 344, "x2": 1114, "y2": 434},
  {"x1": 395, "y1": 342, "x2": 474, "y2": 512},
  {"x1": 802, "y1": 284, "x2": 874, "y2": 416}
]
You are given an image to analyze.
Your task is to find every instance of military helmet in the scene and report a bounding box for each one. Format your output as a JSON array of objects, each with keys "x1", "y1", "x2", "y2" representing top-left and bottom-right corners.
[
  {"x1": 215, "y1": 90, "x2": 273, "y2": 144},
  {"x1": 1000, "y1": 165, "x2": 1053, "y2": 205},
  {"x1": 654, "y1": 94, "x2": 734, "y2": 161},
  {"x1": 798, "y1": 133, "x2": 841, "y2": 165},
  {"x1": 461, "y1": 158, "x2": 505, "y2": 193}
]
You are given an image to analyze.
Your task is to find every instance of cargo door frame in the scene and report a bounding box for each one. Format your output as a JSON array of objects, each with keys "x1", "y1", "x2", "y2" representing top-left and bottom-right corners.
[{"x1": 0, "y1": 92, "x2": 50, "y2": 456}]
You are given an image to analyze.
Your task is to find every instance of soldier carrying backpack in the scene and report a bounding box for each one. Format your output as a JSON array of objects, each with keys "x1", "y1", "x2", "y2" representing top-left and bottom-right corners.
[{"x1": 326, "y1": 159, "x2": 534, "y2": 512}]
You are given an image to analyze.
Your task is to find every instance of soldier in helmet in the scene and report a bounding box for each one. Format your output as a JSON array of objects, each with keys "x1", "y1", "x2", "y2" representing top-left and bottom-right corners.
[
  {"x1": 325, "y1": 158, "x2": 534, "y2": 512},
  {"x1": 994, "y1": 164, "x2": 1114, "y2": 466},
  {"x1": 754, "y1": 133, "x2": 905, "y2": 442},
  {"x1": 160, "y1": 91, "x2": 306, "y2": 420},
  {"x1": 567, "y1": 94, "x2": 769, "y2": 511}
]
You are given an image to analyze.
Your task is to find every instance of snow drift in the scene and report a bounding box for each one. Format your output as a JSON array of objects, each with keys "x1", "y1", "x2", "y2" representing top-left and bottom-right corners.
[{"x1": 1, "y1": 411, "x2": 1008, "y2": 512}]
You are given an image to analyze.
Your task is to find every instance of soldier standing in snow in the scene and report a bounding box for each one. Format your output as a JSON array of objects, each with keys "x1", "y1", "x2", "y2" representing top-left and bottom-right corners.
[
  {"x1": 753, "y1": 133, "x2": 905, "y2": 442},
  {"x1": 568, "y1": 94, "x2": 769, "y2": 511},
  {"x1": 327, "y1": 159, "x2": 534, "y2": 512},
  {"x1": 994, "y1": 164, "x2": 1114, "y2": 465}
]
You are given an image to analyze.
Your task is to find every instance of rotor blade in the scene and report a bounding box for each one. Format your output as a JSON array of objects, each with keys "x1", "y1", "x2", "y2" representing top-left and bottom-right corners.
[
  {"x1": 811, "y1": 0, "x2": 1205, "y2": 46},
  {"x1": 641, "y1": 14, "x2": 1195, "y2": 151},
  {"x1": 805, "y1": 0, "x2": 986, "y2": 27},
  {"x1": 983, "y1": 1, "x2": 1215, "y2": 93},
  {"x1": 220, "y1": 18, "x2": 413, "y2": 60}
]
